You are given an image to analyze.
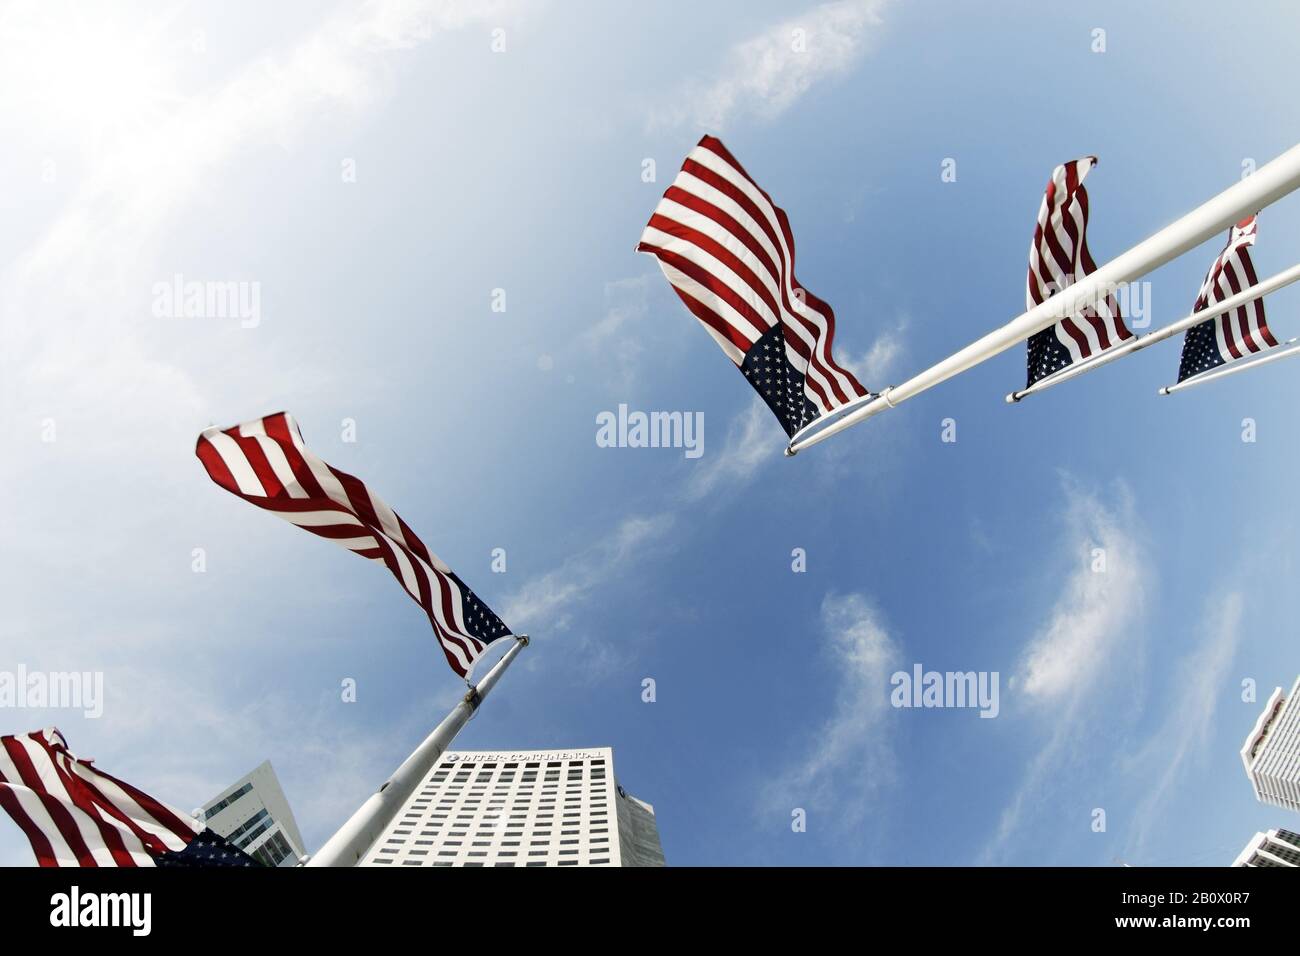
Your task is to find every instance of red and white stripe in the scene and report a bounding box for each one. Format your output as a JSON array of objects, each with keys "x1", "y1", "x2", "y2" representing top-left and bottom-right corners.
[
  {"x1": 1027, "y1": 157, "x2": 1131, "y2": 361},
  {"x1": 0, "y1": 728, "x2": 199, "y2": 867},
  {"x1": 196, "y1": 412, "x2": 505, "y2": 677},
  {"x1": 1194, "y1": 215, "x2": 1276, "y2": 360},
  {"x1": 637, "y1": 135, "x2": 869, "y2": 414}
]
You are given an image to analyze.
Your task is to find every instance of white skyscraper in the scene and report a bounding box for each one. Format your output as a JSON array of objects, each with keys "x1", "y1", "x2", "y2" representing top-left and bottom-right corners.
[
  {"x1": 200, "y1": 760, "x2": 306, "y2": 867},
  {"x1": 1232, "y1": 828, "x2": 1300, "y2": 867},
  {"x1": 360, "y1": 747, "x2": 665, "y2": 867},
  {"x1": 1240, "y1": 675, "x2": 1300, "y2": 813}
]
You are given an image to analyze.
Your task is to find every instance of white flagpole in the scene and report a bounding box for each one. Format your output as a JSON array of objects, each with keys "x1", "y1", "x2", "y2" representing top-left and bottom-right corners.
[
  {"x1": 304, "y1": 634, "x2": 529, "y2": 867},
  {"x1": 785, "y1": 141, "x2": 1300, "y2": 456},
  {"x1": 1004, "y1": 262, "x2": 1300, "y2": 403},
  {"x1": 1157, "y1": 337, "x2": 1300, "y2": 396}
]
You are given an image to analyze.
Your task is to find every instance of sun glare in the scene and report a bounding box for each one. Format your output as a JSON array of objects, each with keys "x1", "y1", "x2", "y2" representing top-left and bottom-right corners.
[{"x1": 2, "y1": 6, "x2": 185, "y2": 151}]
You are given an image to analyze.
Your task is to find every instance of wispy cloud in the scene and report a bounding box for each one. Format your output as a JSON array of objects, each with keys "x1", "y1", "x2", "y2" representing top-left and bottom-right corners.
[
  {"x1": 650, "y1": 0, "x2": 890, "y2": 131},
  {"x1": 576, "y1": 276, "x2": 653, "y2": 390},
  {"x1": 500, "y1": 513, "x2": 675, "y2": 633},
  {"x1": 981, "y1": 479, "x2": 1149, "y2": 863},
  {"x1": 498, "y1": 513, "x2": 676, "y2": 678},
  {"x1": 844, "y1": 317, "x2": 907, "y2": 389},
  {"x1": 762, "y1": 592, "x2": 901, "y2": 832},
  {"x1": 683, "y1": 398, "x2": 777, "y2": 500},
  {"x1": 1122, "y1": 593, "x2": 1244, "y2": 860},
  {"x1": 1016, "y1": 481, "x2": 1146, "y2": 706}
]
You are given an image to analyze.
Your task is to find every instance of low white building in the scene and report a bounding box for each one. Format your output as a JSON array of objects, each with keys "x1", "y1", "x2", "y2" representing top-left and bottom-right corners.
[{"x1": 361, "y1": 747, "x2": 665, "y2": 867}]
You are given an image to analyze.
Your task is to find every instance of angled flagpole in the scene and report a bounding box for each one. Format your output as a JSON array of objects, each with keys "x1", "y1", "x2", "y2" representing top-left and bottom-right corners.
[
  {"x1": 785, "y1": 141, "x2": 1300, "y2": 455},
  {"x1": 1004, "y1": 262, "x2": 1300, "y2": 402},
  {"x1": 1158, "y1": 337, "x2": 1300, "y2": 395},
  {"x1": 304, "y1": 634, "x2": 529, "y2": 867}
]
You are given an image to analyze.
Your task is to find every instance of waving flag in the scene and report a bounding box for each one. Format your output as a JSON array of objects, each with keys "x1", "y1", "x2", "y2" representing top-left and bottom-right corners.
[
  {"x1": 637, "y1": 136, "x2": 869, "y2": 439},
  {"x1": 0, "y1": 728, "x2": 258, "y2": 867},
  {"x1": 1175, "y1": 216, "x2": 1278, "y2": 382},
  {"x1": 196, "y1": 412, "x2": 511, "y2": 678},
  {"x1": 1025, "y1": 157, "x2": 1132, "y2": 386}
]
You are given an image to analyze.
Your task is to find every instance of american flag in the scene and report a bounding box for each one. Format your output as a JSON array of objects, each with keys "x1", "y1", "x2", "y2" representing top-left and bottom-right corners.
[
  {"x1": 0, "y1": 728, "x2": 258, "y2": 867},
  {"x1": 1025, "y1": 157, "x2": 1132, "y2": 386},
  {"x1": 637, "y1": 136, "x2": 869, "y2": 438},
  {"x1": 1176, "y1": 216, "x2": 1278, "y2": 382},
  {"x1": 196, "y1": 412, "x2": 511, "y2": 678}
]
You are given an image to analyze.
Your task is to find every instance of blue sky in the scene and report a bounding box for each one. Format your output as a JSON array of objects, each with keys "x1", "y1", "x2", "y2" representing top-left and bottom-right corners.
[{"x1": 2, "y1": 0, "x2": 1299, "y2": 866}]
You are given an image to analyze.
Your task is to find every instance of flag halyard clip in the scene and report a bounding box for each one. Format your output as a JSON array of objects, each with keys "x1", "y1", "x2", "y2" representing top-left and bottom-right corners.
[
  {"x1": 785, "y1": 388, "x2": 891, "y2": 457},
  {"x1": 1158, "y1": 336, "x2": 1300, "y2": 395}
]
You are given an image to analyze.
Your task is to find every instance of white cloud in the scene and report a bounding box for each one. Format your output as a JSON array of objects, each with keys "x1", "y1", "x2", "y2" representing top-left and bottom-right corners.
[
  {"x1": 981, "y1": 479, "x2": 1150, "y2": 862},
  {"x1": 1017, "y1": 481, "x2": 1146, "y2": 705},
  {"x1": 498, "y1": 513, "x2": 676, "y2": 678},
  {"x1": 843, "y1": 318, "x2": 907, "y2": 389},
  {"x1": 650, "y1": 0, "x2": 890, "y2": 131},
  {"x1": 582, "y1": 277, "x2": 651, "y2": 349},
  {"x1": 576, "y1": 276, "x2": 653, "y2": 390},
  {"x1": 763, "y1": 592, "x2": 901, "y2": 829},
  {"x1": 683, "y1": 398, "x2": 776, "y2": 500}
]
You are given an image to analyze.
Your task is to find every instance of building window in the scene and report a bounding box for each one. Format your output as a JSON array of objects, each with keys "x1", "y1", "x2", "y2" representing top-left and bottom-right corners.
[{"x1": 204, "y1": 782, "x2": 254, "y2": 820}]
